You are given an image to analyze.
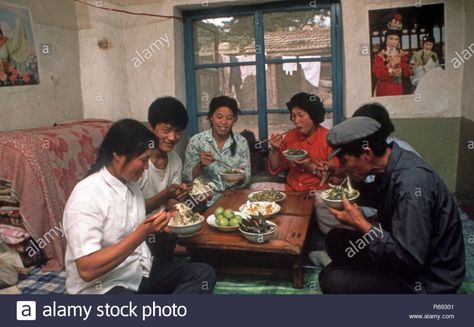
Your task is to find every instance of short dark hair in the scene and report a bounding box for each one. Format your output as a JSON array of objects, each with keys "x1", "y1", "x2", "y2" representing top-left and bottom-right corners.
[
  {"x1": 286, "y1": 92, "x2": 325, "y2": 125},
  {"x1": 88, "y1": 119, "x2": 157, "y2": 175},
  {"x1": 148, "y1": 97, "x2": 188, "y2": 130},
  {"x1": 208, "y1": 95, "x2": 241, "y2": 156},
  {"x1": 336, "y1": 130, "x2": 389, "y2": 159},
  {"x1": 352, "y1": 103, "x2": 395, "y2": 137}
]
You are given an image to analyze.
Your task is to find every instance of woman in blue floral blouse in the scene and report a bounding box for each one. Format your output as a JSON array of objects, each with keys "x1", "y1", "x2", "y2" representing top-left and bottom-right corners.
[{"x1": 183, "y1": 95, "x2": 251, "y2": 206}]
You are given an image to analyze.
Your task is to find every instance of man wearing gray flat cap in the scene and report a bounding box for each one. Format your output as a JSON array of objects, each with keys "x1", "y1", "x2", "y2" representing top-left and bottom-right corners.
[{"x1": 318, "y1": 116, "x2": 464, "y2": 294}]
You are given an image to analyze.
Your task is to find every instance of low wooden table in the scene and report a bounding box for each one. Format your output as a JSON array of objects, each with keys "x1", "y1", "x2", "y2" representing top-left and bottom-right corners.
[{"x1": 182, "y1": 189, "x2": 314, "y2": 288}]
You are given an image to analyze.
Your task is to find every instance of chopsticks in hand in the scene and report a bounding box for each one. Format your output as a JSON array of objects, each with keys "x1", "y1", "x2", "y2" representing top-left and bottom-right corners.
[
  {"x1": 196, "y1": 147, "x2": 234, "y2": 170},
  {"x1": 143, "y1": 208, "x2": 174, "y2": 225},
  {"x1": 212, "y1": 158, "x2": 234, "y2": 170},
  {"x1": 319, "y1": 169, "x2": 331, "y2": 186},
  {"x1": 256, "y1": 129, "x2": 291, "y2": 147}
]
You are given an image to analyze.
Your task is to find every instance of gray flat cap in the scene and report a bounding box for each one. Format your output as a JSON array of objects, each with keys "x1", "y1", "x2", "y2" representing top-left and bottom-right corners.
[{"x1": 327, "y1": 117, "x2": 381, "y2": 159}]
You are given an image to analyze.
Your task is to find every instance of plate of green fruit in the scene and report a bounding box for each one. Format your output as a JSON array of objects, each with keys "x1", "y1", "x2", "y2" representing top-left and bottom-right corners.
[{"x1": 206, "y1": 207, "x2": 246, "y2": 232}]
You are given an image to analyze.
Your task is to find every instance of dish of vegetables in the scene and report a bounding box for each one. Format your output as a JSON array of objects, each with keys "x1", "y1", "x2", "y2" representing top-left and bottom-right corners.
[
  {"x1": 248, "y1": 190, "x2": 286, "y2": 203},
  {"x1": 323, "y1": 186, "x2": 358, "y2": 201}
]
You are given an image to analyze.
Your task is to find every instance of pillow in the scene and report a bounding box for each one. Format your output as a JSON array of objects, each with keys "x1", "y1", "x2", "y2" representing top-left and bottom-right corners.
[{"x1": 0, "y1": 224, "x2": 30, "y2": 245}]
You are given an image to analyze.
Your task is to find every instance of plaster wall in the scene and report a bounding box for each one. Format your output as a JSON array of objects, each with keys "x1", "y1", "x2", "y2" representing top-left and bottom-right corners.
[
  {"x1": 0, "y1": 0, "x2": 83, "y2": 131},
  {"x1": 76, "y1": 1, "x2": 130, "y2": 121}
]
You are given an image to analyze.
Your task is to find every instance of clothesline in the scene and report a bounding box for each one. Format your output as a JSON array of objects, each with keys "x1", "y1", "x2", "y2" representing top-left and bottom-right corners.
[{"x1": 219, "y1": 54, "x2": 322, "y2": 87}]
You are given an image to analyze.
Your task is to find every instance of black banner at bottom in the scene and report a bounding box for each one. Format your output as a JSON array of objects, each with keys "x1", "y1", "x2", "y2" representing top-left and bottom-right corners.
[{"x1": 2, "y1": 295, "x2": 471, "y2": 327}]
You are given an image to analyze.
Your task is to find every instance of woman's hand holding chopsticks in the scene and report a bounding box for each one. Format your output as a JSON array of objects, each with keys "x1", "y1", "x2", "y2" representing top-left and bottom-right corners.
[{"x1": 199, "y1": 151, "x2": 215, "y2": 167}]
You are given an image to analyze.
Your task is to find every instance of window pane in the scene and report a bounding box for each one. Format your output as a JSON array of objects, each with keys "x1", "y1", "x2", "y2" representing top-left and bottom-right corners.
[
  {"x1": 265, "y1": 62, "x2": 332, "y2": 109},
  {"x1": 193, "y1": 16, "x2": 256, "y2": 65},
  {"x1": 267, "y1": 112, "x2": 334, "y2": 138},
  {"x1": 402, "y1": 35, "x2": 409, "y2": 49},
  {"x1": 434, "y1": 26, "x2": 441, "y2": 43},
  {"x1": 263, "y1": 9, "x2": 331, "y2": 59},
  {"x1": 198, "y1": 115, "x2": 259, "y2": 138},
  {"x1": 267, "y1": 113, "x2": 293, "y2": 138},
  {"x1": 195, "y1": 66, "x2": 257, "y2": 112}
]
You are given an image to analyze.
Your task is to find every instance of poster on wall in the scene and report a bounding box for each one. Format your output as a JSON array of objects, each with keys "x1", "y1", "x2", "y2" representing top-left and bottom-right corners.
[
  {"x1": 0, "y1": 1, "x2": 39, "y2": 87},
  {"x1": 369, "y1": 4, "x2": 444, "y2": 97}
]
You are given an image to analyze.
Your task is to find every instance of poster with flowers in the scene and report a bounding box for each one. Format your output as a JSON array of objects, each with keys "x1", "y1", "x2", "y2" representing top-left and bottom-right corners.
[
  {"x1": 369, "y1": 4, "x2": 444, "y2": 97},
  {"x1": 0, "y1": 2, "x2": 39, "y2": 87}
]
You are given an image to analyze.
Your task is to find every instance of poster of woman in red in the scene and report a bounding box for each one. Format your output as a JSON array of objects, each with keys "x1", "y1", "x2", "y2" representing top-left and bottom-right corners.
[
  {"x1": 372, "y1": 14, "x2": 412, "y2": 96},
  {"x1": 369, "y1": 5, "x2": 445, "y2": 97}
]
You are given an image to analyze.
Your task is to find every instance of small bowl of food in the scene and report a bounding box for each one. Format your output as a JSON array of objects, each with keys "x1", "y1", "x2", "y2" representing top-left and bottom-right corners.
[
  {"x1": 239, "y1": 214, "x2": 277, "y2": 244},
  {"x1": 189, "y1": 178, "x2": 214, "y2": 199},
  {"x1": 248, "y1": 190, "x2": 286, "y2": 203},
  {"x1": 168, "y1": 203, "x2": 204, "y2": 236},
  {"x1": 239, "y1": 201, "x2": 280, "y2": 219},
  {"x1": 219, "y1": 169, "x2": 245, "y2": 183},
  {"x1": 320, "y1": 185, "x2": 360, "y2": 210},
  {"x1": 283, "y1": 148, "x2": 308, "y2": 161}
]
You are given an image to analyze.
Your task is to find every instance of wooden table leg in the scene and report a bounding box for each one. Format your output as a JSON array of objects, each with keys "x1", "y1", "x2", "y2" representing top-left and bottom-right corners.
[{"x1": 292, "y1": 256, "x2": 303, "y2": 288}]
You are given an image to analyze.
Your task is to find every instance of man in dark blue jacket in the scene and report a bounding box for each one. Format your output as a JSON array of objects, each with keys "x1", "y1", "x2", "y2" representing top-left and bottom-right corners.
[{"x1": 319, "y1": 117, "x2": 465, "y2": 293}]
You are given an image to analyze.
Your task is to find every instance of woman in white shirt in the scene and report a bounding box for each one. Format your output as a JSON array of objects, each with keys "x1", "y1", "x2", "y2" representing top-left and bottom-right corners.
[{"x1": 63, "y1": 119, "x2": 215, "y2": 294}]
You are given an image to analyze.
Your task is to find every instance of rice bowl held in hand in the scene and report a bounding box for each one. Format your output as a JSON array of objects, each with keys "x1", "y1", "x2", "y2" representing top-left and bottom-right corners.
[
  {"x1": 320, "y1": 185, "x2": 360, "y2": 210},
  {"x1": 283, "y1": 148, "x2": 308, "y2": 161},
  {"x1": 168, "y1": 203, "x2": 204, "y2": 236},
  {"x1": 189, "y1": 178, "x2": 214, "y2": 198},
  {"x1": 219, "y1": 168, "x2": 245, "y2": 182}
]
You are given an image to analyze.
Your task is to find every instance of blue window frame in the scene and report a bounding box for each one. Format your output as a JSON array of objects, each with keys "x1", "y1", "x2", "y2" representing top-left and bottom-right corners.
[{"x1": 184, "y1": 0, "x2": 343, "y2": 140}]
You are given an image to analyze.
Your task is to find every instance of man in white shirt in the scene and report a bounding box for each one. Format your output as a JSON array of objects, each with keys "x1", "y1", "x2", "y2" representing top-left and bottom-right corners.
[
  {"x1": 138, "y1": 97, "x2": 190, "y2": 263},
  {"x1": 139, "y1": 97, "x2": 190, "y2": 212}
]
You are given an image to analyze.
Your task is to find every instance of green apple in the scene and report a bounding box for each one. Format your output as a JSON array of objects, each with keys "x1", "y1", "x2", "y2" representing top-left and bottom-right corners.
[
  {"x1": 214, "y1": 207, "x2": 224, "y2": 216},
  {"x1": 234, "y1": 215, "x2": 243, "y2": 224},
  {"x1": 217, "y1": 218, "x2": 229, "y2": 227},
  {"x1": 224, "y1": 209, "x2": 234, "y2": 219},
  {"x1": 229, "y1": 218, "x2": 240, "y2": 227}
]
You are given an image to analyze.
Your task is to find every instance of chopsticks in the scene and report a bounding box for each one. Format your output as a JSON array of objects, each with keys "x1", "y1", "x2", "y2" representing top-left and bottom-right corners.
[
  {"x1": 346, "y1": 177, "x2": 354, "y2": 193},
  {"x1": 256, "y1": 130, "x2": 291, "y2": 147},
  {"x1": 319, "y1": 169, "x2": 331, "y2": 186},
  {"x1": 196, "y1": 147, "x2": 234, "y2": 170},
  {"x1": 143, "y1": 209, "x2": 177, "y2": 225},
  {"x1": 213, "y1": 158, "x2": 234, "y2": 170}
]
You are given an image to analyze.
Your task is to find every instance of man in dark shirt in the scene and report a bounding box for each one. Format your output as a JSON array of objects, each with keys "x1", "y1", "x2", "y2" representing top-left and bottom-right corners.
[{"x1": 319, "y1": 117, "x2": 465, "y2": 293}]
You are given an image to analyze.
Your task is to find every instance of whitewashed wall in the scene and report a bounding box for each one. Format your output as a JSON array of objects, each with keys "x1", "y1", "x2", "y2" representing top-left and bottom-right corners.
[{"x1": 0, "y1": 0, "x2": 83, "y2": 131}]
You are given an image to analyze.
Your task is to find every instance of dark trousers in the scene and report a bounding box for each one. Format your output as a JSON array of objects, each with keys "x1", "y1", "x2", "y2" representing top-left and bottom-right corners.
[
  {"x1": 106, "y1": 261, "x2": 216, "y2": 294},
  {"x1": 319, "y1": 228, "x2": 414, "y2": 294},
  {"x1": 106, "y1": 233, "x2": 216, "y2": 294},
  {"x1": 146, "y1": 232, "x2": 177, "y2": 263},
  {"x1": 138, "y1": 260, "x2": 215, "y2": 294}
]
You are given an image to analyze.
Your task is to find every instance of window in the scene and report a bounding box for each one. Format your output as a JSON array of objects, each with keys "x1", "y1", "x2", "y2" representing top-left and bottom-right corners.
[{"x1": 184, "y1": 1, "x2": 343, "y2": 140}]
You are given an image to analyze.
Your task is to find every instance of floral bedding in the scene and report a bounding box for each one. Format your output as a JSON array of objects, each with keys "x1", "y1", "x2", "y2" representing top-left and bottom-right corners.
[{"x1": 0, "y1": 119, "x2": 112, "y2": 270}]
